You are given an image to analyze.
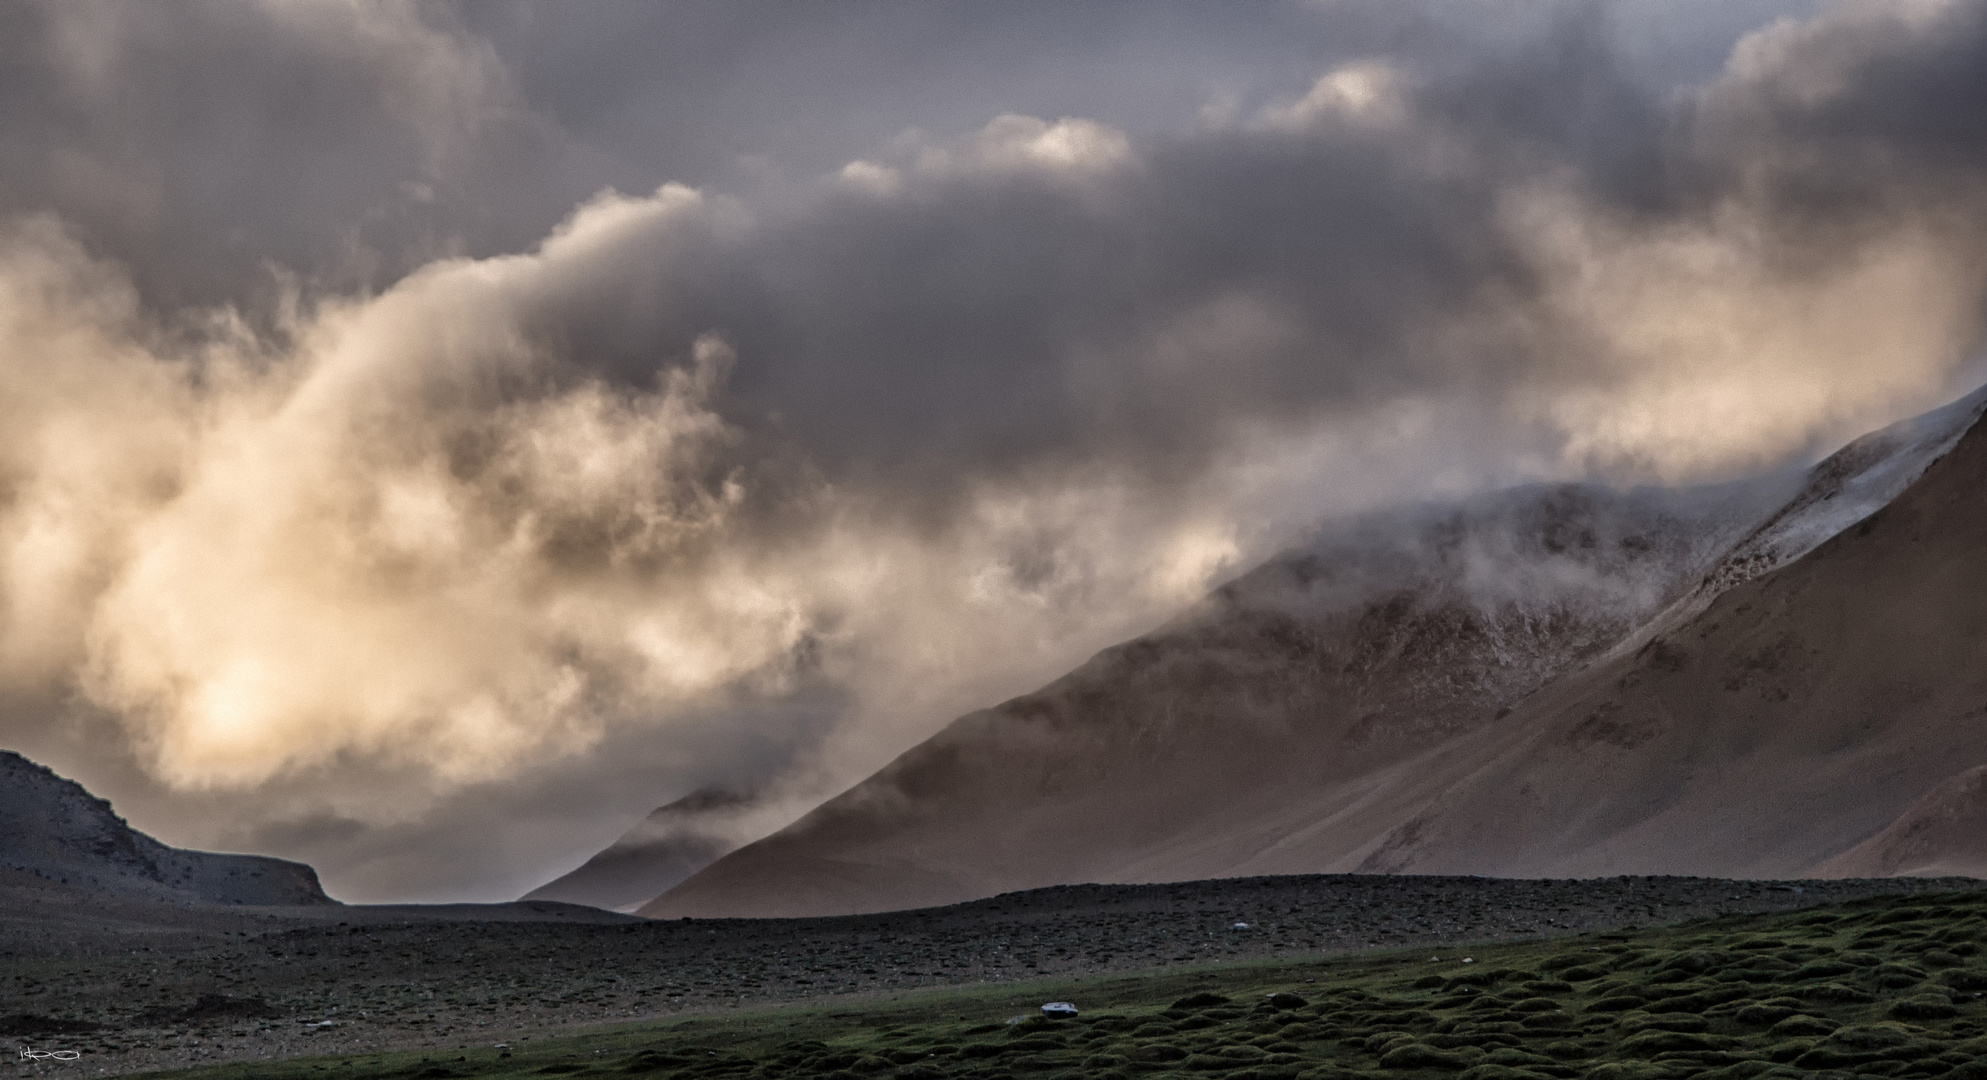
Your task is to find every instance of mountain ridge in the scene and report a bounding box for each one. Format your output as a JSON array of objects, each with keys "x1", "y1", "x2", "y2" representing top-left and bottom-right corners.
[
  {"x1": 0, "y1": 750, "x2": 334, "y2": 906},
  {"x1": 1340, "y1": 391, "x2": 1987, "y2": 879},
  {"x1": 636, "y1": 480, "x2": 1765, "y2": 917},
  {"x1": 639, "y1": 384, "x2": 1987, "y2": 918}
]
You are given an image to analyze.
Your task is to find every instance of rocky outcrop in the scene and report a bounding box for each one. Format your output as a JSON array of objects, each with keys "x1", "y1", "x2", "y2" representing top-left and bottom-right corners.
[{"x1": 0, "y1": 751, "x2": 333, "y2": 906}]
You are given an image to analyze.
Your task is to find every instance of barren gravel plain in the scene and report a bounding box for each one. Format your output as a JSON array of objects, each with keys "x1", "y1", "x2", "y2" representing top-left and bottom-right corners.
[{"x1": 2, "y1": 870, "x2": 1978, "y2": 1076}]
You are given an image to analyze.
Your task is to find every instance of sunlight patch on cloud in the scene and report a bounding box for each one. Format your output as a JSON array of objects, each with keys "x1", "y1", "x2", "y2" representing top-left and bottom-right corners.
[
  {"x1": 1505, "y1": 183, "x2": 1982, "y2": 483},
  {"x1": 0, "y1": 192, "x2": 1256, "y2": 798},
  {"x1": 0, "y1": 202, "x2": 801, "y2": 790},
  {"x1": 1258, "y1": 61, "x2": 1409, "y2": 130},
  {"x1": 917, "y1": 115, "x2": 1136, "y2": 179}
]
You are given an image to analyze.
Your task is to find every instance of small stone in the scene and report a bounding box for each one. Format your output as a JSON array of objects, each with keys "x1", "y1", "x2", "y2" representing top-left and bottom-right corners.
[{"x1": 1041, "y1": 1001, "x2": 1078, "y2": 1019}]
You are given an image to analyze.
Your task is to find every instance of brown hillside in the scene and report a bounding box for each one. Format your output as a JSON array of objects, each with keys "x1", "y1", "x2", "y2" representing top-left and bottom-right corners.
[
  {"x1": 645, "y1": 396, "x2": 1987, "y2": 919},
  {"x1": 1340, "y1": 408, "x2": 1987, "y2": 879},
  {"x1": 1817, "y1": 765, "x2": 1987, "y2": 878},
  {"x1": 642, "y1": 485, "x2": 1763, "y2": 917}
]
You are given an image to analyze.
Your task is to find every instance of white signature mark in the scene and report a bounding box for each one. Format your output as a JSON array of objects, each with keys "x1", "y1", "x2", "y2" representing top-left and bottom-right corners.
[{"x1": 19, "y1": 1045, "x2": 82, "y2": 1061}]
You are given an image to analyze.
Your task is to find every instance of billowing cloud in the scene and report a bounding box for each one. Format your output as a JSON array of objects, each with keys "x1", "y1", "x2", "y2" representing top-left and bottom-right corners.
[
  {"x1": 1, "y1": 0, "x2": 1984, "y2": 900},
  {"x1": 0, "y1": 191, "x2": 1285, "y2": 858}
]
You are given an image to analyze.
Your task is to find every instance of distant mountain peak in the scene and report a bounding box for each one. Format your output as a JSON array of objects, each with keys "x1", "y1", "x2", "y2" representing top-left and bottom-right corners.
[{"x1": 520, "y1": 786, "x2": 761, "y2": 911}]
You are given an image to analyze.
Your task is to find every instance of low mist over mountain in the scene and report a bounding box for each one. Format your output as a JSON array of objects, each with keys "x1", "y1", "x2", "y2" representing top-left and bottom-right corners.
[
  {"x1": 640, "y1": 385, "x2": 1987, "y2": 918},
  {"x1": 521, "y1": 787, "x2": 757, "y2": 912},
  {"x1": 1341, "y1": 387, "x2": 1987, "y2": 880},
  {"x1": 542, "y1": 477, "x2": 1760, "y2": 912}
]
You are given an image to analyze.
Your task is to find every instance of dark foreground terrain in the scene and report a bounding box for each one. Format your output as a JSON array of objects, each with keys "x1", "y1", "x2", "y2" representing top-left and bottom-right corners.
[
  {"x1": 2, "y1": 873, "x2": 1978, "y2": 1076},
  {"x1": 81, "y1": 883, "x2": 1987, "y2": 1080}
]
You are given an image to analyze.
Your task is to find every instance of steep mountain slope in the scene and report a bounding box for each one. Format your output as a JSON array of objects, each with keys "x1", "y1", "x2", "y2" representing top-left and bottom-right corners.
[
  {"x1": 0, "y1": 751, "x2": 332, "y2": 905},
  {"x1": 1343, "y1": 405, "x2": 1987, "y2": 879},
  {"x1": 1614, "y1": 383, "x2": 1987, "y2": 653},
  {"x1": 645, "y1": 386, "x2": 1987, "y2": 918},
  {"x1": 522, "y1": 788, "x2": 752, "y2": 911}
]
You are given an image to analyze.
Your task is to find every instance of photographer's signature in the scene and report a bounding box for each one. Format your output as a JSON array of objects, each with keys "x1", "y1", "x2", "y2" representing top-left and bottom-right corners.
[{"x1": 18, "y1": 1045, "x2": 81, "y2": 1061}]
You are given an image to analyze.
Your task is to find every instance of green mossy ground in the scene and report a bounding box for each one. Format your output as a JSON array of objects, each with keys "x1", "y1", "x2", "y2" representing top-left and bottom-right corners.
[{"x1": 128, "y1": 889, "x2": 1987, "y2": 1079}]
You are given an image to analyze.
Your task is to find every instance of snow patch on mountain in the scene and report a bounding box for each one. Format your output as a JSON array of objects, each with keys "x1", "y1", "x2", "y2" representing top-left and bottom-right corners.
[{"x1": 1614, "y1": 382, "x2": 1987, "y2": 656}]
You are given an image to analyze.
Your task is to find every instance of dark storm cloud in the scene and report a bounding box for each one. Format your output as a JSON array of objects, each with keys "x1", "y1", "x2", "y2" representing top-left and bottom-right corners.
[
  {"x1": 473, "y1": 0, "x2": 1987, "y2": 494},
  {"x1": 0, "y1": 2, "x2": 570, "y2": 310},
  {"x1": 1, "y1": 0, "x2": 1984, "y2": 900},
  {"x1": 1686, "y1": 1, "x2": 1987, "y2": 245}
]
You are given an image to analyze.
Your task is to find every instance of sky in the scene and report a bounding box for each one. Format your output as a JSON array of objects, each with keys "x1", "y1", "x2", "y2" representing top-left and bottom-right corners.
[{"x1": 2, "y1": 0, "x2": 1986, "y2": 902}]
